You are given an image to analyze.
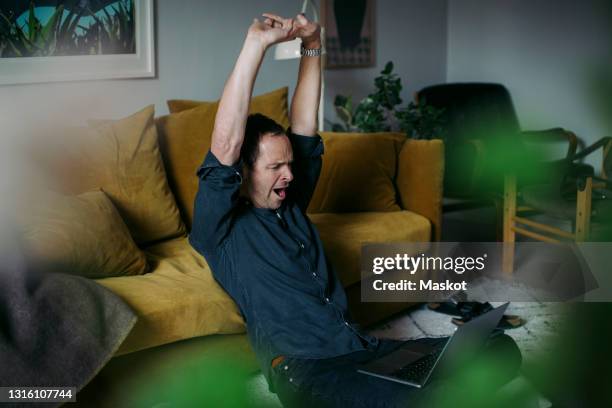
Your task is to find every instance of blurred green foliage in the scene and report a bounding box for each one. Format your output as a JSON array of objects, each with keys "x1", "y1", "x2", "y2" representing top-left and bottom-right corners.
[{"x1": 127, "y1": 354, "x2": 253, "y2": 408}]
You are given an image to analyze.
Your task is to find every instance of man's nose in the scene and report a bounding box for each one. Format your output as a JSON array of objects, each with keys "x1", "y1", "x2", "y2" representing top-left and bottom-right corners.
[{"x1": 282, "y1": 166, "x2": 293, "y2": 182}]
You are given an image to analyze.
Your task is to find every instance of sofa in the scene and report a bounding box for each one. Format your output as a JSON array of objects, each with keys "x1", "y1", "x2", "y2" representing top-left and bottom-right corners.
[{"x1": 24, "y1": 87, "x2": 443, "y2": 406}]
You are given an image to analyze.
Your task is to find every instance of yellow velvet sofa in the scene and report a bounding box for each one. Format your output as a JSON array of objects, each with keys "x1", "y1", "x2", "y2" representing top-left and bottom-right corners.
[{"x1": 30, "y1": 88, "x2": 443, "y2": 405}]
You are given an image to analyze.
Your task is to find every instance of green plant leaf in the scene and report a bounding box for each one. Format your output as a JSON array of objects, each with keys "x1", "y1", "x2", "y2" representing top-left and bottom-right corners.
[
  {"x1": 396, "y1": 101, "x2": 447, "y2": 139},
  {"x1": 335, "y1": 105, "x2": 353, "y2": 126},
  {"x1": 27, "y1": 1, "x2": 37, "y2": 42},
  {"x1": 6, "y1": 37, "x2": 23, "y2": 57},
  {"x1": 38, "y1": 5, "x2": 63, "y2": 54},
  {"x1": 102, "y1": 6, "x2": 113, "y2": 28},
  {"x1": 382, "y1": 61, "x2": 393, "y2": 75},
  {"x1": 14, "y1": 22, "x2": 37, "y2": 54},
  {"x1": 334, "y1": 94, "x2": 348, "y2": 107},
  {"x1": 116, "y1": 1, "x2": 130, "y2": 50}
]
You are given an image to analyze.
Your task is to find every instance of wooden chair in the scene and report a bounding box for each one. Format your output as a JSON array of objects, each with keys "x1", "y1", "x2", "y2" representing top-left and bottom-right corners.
[
  {"x1": 416, "y1": 83, "x2": 582, "y2": 240},
  {"x1": 503, "y1": 136, "x2": 612, "y2": 273}
]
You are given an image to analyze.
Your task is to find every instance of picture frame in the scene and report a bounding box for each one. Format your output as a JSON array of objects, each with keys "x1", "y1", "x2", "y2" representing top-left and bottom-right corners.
[
  {"x1": 0, "y1": 0, "x2": 155, "y2": 85},
  {"x1": 322, "y1": 0, "x2": 376, "y2": 69}
]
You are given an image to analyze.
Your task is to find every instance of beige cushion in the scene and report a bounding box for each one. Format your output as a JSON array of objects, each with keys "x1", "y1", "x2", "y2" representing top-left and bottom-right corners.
[
  {"x1": 42, "y1": 106, "x2": 186, "y2": 245},
  {"x1": 308, "y1": 132, "x2": 405, "y2": 213},
  {"x1": 20, "y1": 190, "x2": 148, "y2": 279},
  {"x1": 310, "y1": 211, "x2": 431, "y2": 287},
  {"x1": 97, "y1": 237, "x2": 245, "y2": 355}
]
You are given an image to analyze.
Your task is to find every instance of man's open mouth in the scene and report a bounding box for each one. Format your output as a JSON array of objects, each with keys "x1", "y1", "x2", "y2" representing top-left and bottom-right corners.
[{"x1": 273, "y1": 188, "x2": 287, "y2": 199}]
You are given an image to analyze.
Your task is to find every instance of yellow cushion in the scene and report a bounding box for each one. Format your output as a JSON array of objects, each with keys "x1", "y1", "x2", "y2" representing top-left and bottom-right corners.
[
  {"x1": 96, "y1": 236, "x2": 245, "y2": 355},
  {"x1": 397, "y1": 139, "x2": 445, "y2": 241},
  {"x1": 156, "y1": 104, "x2": 216, "y2": 229},
  {"x1": 158, "y1": 89, "x2": 290, "y2": 229},
  {"x1": 310, "y1": 211, "x2": 431, "y2": 287},
  {"x1": 308, "y1": 132, "x2": 405, "y2": 213},
  {"x1": 43, "y1": 106, "x2": 186, "y2": 245},
  {"x1": 166, "y1": 87, "x2": 290, "y2": 129},
  {"x1": 20, "y1": 190, "x2": 148, "y2": 278}
]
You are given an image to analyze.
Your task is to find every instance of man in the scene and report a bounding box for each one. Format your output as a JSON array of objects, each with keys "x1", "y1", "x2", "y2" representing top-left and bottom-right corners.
[{"x1": 189, "y1": 13, "x2": 521, "y2": 408}]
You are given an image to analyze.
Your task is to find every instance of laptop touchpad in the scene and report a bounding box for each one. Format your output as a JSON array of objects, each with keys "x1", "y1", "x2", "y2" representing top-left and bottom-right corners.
[{"x1": 365, "y1": 350, "x2": 425, "y2": 374}]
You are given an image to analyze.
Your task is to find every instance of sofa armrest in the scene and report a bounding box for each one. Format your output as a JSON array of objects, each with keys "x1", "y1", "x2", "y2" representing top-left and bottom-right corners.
[{"x1": 397, "y1": 139, "x2": 445, "y2": 241}]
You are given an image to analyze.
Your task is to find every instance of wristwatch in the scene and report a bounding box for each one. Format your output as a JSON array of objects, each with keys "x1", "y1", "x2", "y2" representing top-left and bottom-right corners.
[{"x1": 301, "y1": 45, "x2": 322, "y2": 57}]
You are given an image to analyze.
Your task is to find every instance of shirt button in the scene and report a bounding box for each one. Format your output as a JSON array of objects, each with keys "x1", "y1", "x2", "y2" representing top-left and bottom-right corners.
[
  {"x1": 344, "y1": 321, "x2": 350, "y2": 327},
  {"x1": 289, "y1": 378, "x2": 294, "y2": 383},
  {"x1": 324, "y1": 297, "x2": 330, "y2": 303},
  {"x1": 312, "y1": 272, "x2": 317, "y2": 277},
  {"x1": 284, "y1": 365, "x2": 289, "y2": 371}
]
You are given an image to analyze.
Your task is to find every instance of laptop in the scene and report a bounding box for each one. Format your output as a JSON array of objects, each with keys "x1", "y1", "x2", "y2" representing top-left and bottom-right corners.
[{"x1": 357, "y1": 303, "x2": 509, "y2": 388}]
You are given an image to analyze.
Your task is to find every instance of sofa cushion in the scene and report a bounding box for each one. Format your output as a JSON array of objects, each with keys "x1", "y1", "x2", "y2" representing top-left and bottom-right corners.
[
  {"x1": 309, "y1": 211, "x2": 431, "y2": 287},
  {"x1": 40, "y1": 106, "x2": 186, "y2": 245},
  {"x1": 20, "y1": 190, "x2": 148, "y2": 278},
  {"x1": 96, "y1": 237, "x2": 245, "y2": 355},
  {"x1": 167, "y1": 87, "x2": 290, "y2": 129},
  {"x1": 157, "y1": 88, "x2": 290, "y2": 229},
  {"x1": 397, "y1": 139, "x2": 445, "y2": 241},
  {"x1": 308, "y1": 132, "x2": 405, "y2": 213},
  {"x1": 155, "y1": 104, "x2": 216, "y2": 229}
]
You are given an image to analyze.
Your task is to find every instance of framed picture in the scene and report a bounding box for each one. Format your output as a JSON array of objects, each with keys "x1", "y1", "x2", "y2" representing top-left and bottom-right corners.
[
  {"x1": 322, "y1": 0, "x2": 375, "y2": 69},
  {"x1": 0, "y1": 0, "x2": 155, "y2": 85}
]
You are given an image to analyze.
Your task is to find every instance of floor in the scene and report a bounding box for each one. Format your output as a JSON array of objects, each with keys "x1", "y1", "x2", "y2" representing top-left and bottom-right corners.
[
  {"x1": 245, "y1": 206, "x2": 562, "y2": 407},
  {"x1": 246, "y1": 302, "x2": 562, "y2": 407}
]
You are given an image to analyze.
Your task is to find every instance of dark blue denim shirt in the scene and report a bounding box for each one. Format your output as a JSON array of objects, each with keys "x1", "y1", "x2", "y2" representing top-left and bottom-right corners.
[{"x1": 189, "y1": 132, "x2": 378, "y2": 382}]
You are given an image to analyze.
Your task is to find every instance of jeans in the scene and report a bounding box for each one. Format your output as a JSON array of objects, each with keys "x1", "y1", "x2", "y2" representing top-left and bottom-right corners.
[{"x1": 270, "y1": 334, "x2": 522, "y2": 408}]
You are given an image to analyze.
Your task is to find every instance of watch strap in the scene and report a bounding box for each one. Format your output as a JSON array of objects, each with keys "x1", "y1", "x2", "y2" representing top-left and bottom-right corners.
[{"x1": 300, "y1": 45, "x2": 322, "y2": 57}]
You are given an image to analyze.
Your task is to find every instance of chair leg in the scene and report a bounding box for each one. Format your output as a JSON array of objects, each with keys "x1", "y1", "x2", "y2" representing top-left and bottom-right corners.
[
  {"x1": 493, "y1": 196, "x2": 505, "y2": 242},
  {"x1": 502, "y1": 175, "x2": 517, "y2": 274},
  {"x1": 575, "y1": 177, "x2": 592, "y2": 241}
]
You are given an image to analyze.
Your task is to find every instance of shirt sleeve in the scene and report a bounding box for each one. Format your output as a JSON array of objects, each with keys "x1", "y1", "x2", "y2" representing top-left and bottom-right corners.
[
  {"x1": 287, "y1": 131, "x2": 324, "y2": 213},
  {"x1": 190, "y1": 150, "x2": 243, "y2": 252}
]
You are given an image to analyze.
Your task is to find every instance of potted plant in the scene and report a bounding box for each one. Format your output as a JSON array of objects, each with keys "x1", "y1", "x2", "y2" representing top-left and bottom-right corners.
[{"x1": 329, "y1": 61, "x2": 446, "y2": 139}]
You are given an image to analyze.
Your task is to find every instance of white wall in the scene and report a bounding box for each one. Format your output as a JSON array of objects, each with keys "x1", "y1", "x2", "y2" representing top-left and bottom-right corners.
[
  {"x1": 324, "y1": 0, "x2": 448, "y2": 128},
  {"x1": 0, "y1": 0, "x2": 299, "y2": 130},
  {"x1": 447, "y1": 0, "x2": 612, "y2": 168},
  {"x1": 0, "y1": 0, "x2": 448, "y2": 132},
  {"x1": 0, "y1": 0, "x2": 449, "y2": 220},
  {"x1": 3, "y1": 1, "x2": 608, "y2": 147}
]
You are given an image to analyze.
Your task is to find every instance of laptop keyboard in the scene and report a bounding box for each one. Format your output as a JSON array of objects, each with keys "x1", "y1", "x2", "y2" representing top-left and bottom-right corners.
[{"x1": 393, "y1": 347, "x2": 444, "y2": 384}]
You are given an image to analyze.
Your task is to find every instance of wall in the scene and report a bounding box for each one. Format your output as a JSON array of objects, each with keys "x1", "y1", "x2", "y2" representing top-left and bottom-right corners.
[
  {"x1": 0, "y1": 0, "x2": 449, "y2": 223},
  {"x1": 0, "y1": 0, "x2": 301, "y2": 224},
  {"x1": 3, "y1": 1, "x2": 608, "y2": 148},
  {"x1": 0, "y1": 0, "x2": 448, "y2": 132},
  {"x1": 323, "y1": 0, "x2": 448, "y2": 128},
  {"x1": 447, "y1": 0, "x2": 612, "y2": 168},
  {"x1": 0, "y1": 0, "x2": 299, "y2": 130}
]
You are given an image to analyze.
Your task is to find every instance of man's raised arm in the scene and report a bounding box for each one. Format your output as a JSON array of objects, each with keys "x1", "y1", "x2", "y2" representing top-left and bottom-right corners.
[
  {"x1": 287, "y1": 13, "x2": 322, "y2": 136},
  {"x1": 211, "y1": 16, "x2": 297, "y2": 165}
]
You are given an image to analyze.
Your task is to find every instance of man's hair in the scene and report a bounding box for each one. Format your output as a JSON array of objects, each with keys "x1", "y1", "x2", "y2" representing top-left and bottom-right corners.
[{"x1": 241, "y1": 113, "x2": 286, "y2": 168}]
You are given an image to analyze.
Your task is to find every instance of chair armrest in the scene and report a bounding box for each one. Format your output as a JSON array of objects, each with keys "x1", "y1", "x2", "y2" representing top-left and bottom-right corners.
[
  {"x1": 397, "y1": 139, "x2": 444, "y2": 241},
  {"x1": 521, "y1": 128, "x2": 578, "y2": 158}
]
